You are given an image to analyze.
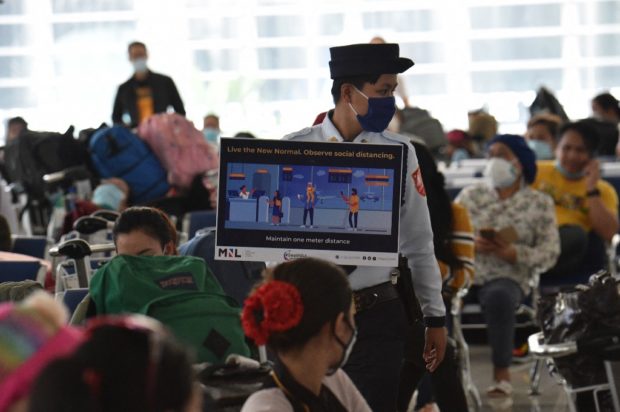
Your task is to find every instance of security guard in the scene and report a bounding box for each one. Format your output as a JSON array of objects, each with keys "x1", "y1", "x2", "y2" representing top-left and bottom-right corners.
[{"x1": 283, "y1": 43, "x2": 447, "y2": 411}]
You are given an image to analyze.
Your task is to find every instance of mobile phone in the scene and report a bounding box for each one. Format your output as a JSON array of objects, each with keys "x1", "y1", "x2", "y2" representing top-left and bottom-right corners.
[{"x1": 479, "y1": 228, "x2": 496, "y2": 240}]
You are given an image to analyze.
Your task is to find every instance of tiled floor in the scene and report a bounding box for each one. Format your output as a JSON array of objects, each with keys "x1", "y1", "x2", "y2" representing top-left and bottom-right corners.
[{"x1": 468, "y1": 344, "x2": 571, "y2": 412}]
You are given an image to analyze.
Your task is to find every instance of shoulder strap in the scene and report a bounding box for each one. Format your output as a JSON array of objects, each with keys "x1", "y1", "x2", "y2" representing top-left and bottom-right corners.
[{"x1": 268, "y1": 371, "x2": 309, "y2": 412}]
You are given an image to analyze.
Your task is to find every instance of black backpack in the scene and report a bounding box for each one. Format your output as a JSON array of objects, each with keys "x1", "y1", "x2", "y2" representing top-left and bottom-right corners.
[{"x1": 4, "y1": 127, "x2": 87, "y2": 199}]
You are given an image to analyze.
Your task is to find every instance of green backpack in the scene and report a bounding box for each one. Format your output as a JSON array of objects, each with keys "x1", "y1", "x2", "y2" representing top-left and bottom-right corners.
[{"x1": 89, "y1": 255, "x2": 251, "y2": 364}]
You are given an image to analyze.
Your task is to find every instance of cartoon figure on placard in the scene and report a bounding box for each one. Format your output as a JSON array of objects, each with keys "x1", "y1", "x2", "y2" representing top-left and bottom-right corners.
[
  {"x1": 297, "y1": 182, "x2": 316, "y2": 228},
  {"x1": 341, "y1": 188, "x2": 360, "y2": 231},
  {"x1": 267, "y1": 190, "x2": 283, "y2": 225},
  {"x1": 239, "y1": 185, "x2": 254, "y2": 200}
]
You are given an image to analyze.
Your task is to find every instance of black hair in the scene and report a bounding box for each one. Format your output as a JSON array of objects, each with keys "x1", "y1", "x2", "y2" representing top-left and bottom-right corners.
[
  {"x1": 331, "y1": 74, "x2": 382, "y2": 105},
  {"x1": 8, "y1": 116, "x2": 27, "y2": 128},
  {"x1": 274, "y1": 190, "x2": 281, "y2": 199},
  {"x1": 113, "y1": 207, "x2": 177, "y2": 253},
  {"x1": 559, "y1": 120, "x2": 600, "y2": 156},
  {"x1": 29, "y1": 325, "x2": 194, "y2": 412},
  {"x1": 351, "y1": 188, "x2": 357, "y2": 194},
  {"x1": 265, "y1": 258, "x2": 352, "y2": 353},
  {"x1": 411, "y1": 141, "x2": 462, "y2": 271},
  {"x1": 128, "y1": 41, "x2": 147, "y2": 53},
  {"x1": 240, "y1": 185, "x2": 246, "y2": 191},
  {"x1": 527, "y1": 115, "x2": 562, "y2": 142},
  {"x1": 593, "y1": 92, "x2": 620, "y2": 118},
  {"x1": 234, "y1": 131, "x2": 256, "y2": 138}
]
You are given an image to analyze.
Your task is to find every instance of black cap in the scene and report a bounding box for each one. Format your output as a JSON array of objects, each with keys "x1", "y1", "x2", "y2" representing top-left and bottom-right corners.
[{"x1": 329, "y1": 43, "x2": 414, "y2": 80}]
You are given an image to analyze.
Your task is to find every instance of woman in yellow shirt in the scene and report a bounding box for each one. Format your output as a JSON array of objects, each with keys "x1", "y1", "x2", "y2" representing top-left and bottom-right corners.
[{"x1": 341, "y1": 188, "x2": 360, "y2": 230}]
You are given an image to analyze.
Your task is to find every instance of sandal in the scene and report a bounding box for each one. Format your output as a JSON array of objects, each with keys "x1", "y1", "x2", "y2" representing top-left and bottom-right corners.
[{"x1": 486, "y1": 380, "x2": 513, "y2": 397}]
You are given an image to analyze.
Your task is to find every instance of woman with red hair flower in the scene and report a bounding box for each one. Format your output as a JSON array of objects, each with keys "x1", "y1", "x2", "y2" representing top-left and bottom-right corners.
[{"x1": 241, "y1": 258, "x2": 370, "y2": 412}]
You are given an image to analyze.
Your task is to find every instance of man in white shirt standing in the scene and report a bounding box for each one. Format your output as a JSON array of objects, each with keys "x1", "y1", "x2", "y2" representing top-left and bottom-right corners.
[{"x1": 283, "y1": 43, "x2": 447, "y2": 412}]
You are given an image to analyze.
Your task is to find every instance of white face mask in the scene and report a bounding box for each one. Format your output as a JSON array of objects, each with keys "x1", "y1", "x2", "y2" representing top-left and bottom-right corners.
[
  {"x1": 132, "y1": 58, "x2": 148, "y2": 74},
  {"x1": 484, "y1": 157, "x2": 519, "y2": 189}
]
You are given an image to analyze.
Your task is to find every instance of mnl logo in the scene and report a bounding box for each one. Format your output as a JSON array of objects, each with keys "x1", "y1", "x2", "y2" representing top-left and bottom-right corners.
[
  {"x1": 218, "y1": 248, "x2": 241, "y2": 258},
  {"x1": 283, "y1": 250, "x2": 307, "y2": 261}
]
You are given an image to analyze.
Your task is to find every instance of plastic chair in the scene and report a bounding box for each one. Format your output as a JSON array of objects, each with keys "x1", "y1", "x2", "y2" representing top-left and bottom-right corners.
[
  {"x1": 62, "y1": 288, "x2": 89, "y2": 316},
  {"x1": 0, "y1": 261, "x2": 43, "y2": 283},
  {"x1": 11, "y1": 235, "x2": 50, "y2": 259},
  {"x1": 182, "y1": 210, "x2": 217, "y2": 239}
]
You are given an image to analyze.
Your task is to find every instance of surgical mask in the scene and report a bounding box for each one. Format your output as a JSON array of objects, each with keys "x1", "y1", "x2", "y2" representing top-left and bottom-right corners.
[
  {"x1": 132, "y1": 58, "x2": 148, "y2": 74},
  {"x1": 93, "y1": 184, "x2": 125, "y2": 211},
  {"x1": 203, "y1": 127, "x2": 220, "y2": 144},
  {"x1": 483, "y1": 157, "x2": 519, "y2": 189},
  {"x1": 349, "y1": 88, "x2": 396, "y2": 133},
  {"x1": 527, "y1": 140, "x2": 553, "y2": 160},
  {"x1": 555, "y1": 160, "x2": 585, "y2": 180},
  {"x1": 326, "y1": 319, "x2": 357, "y2": 376}
]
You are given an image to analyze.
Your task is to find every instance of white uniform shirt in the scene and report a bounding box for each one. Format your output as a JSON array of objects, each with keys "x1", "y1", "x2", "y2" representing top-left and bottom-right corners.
[{"x1": 283, "y1": 113, "x2": 445, "y2": 318}]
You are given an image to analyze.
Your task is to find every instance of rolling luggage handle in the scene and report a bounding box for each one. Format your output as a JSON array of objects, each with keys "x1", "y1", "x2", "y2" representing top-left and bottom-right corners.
[
  {"x1": 49, "y1": 239, "x2": 115, "y2": 288},
  {"x1": 528, "y1": 331, "x2": 577, "y2": 358}
]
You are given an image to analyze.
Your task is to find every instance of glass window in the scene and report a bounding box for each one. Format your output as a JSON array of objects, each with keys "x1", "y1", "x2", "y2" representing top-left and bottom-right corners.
[
  {"x1": 194, "y1": 49, "x2": 240, "y2": 71},
  {"x1": 0, "y1": 87, "x2": 35, "y2": 109},
  {"x1": 472, "y1": 69, "x2": 562, "y2": 92},
  {"x1": 400, "y1": 42, "x2": 443, "y2": 64},
  {"x1": 259, "y1": 79, "x2": 307, "y2": 101},
  {"x1": 578, "y1": 1, "x2": 620, "y2": 25},
  {"x1": 0, "y1": 0, "x2": 26, "y2": 14},
  {"x1": 319, "y1": 14, "x2": 344, "y2": 36},
  {"x1": 257, "y1": 15, "x2": 304, "y2": 37},
  {"x1": 0, "y1": 56, "x2": 32, "y2": 78},
  {"x1": 471, "y1": 37, "x2": 562, "y2": 61},
  {"x1": 581, "y1": 66, "x2": 620, "y2": 89},
  {"x1": 52, "y1": 0, "x2": 134, "y2": 13},
  {"x1": 363, "y1": 10, "x2": 437, "y2": 32},
  {"x1": 402, "y1": 74, "x2": 447, "y2": 95},
  {"x1": 0, "y1": 25, "x2": 29, "y2": 47},
  {"x1": 470, "y1": 4, "x2": 562, "y2": 29},
  {"x1": 52, "y1": 21, "x2": 135, "y2": 43},
  {"x1": 258, "y1": 47, "x2": 306, "y2": 70},
  {"x1": 188, "y1": 17, "x2": 238, "y2": 40},
  {"x1": 580, "y1": 34, "x2": 620, "y2": 57}
]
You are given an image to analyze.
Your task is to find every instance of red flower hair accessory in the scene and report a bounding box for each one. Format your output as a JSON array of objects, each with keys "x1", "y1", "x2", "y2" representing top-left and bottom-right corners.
[{"x1": 241, "y1": 280, "x2": 304, "y2": 346}]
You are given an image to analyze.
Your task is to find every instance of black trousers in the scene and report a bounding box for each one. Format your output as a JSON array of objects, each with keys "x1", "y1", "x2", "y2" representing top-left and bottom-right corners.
[
  {"x1": 344, "y1": 299, "x2": 468, "y2": 412},
  {"x1": 302, "y1": 207, "x2": 314, "y2": 225},
  {"x1": 397, "y1": 321, "x2": 469, "y2": 412},
  {"x1": 348, "y1": 211, "x2": 358, "y2": 228}
]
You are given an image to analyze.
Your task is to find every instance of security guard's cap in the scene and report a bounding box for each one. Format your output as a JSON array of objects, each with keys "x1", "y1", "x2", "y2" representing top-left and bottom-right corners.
[{"x1": 329, "y1": 43, "x2": 414, "y2": 80}]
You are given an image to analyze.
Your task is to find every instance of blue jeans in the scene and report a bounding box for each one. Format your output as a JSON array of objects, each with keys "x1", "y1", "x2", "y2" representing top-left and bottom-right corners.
[{"x1": 479, "y1": 277, "x2": 523, "y2": 368}]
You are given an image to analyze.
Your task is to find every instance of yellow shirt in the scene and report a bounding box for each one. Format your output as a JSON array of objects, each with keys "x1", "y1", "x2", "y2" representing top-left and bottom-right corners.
[
  {"x1": 349, "y1": 194, "x2": 359, "y2": 213},
  {"x1": 532, "y1": 161, "x2": 618, "y2": 231},
  {"x1": 438, "y1": 203, "x2": 475, "y2": 290},
  {"x1": 136, "y1": 86, "x2": 154, "y2": 123}
]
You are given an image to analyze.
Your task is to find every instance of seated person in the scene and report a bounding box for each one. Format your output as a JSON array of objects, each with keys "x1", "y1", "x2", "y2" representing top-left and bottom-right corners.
[
  {"x1": 29, "y1": 314, "x2": 202, "y2": 412},
  {"x1": 446, "y1": 129, "x2": 476, "y2": 165},
  {"x1": 72, "y1": 206, "x2": 178, "y2": 323},
  {"x1": 92, "y1": 178, "x2": 130, "y2": 212},
  {"x1": 525, "y1": 114, "x2": 563, "y2": 160},
  {"x1": 0, "y1": 291, "x2": 84, "y2": 412},
  {"x1": 532, "y1": 120, "x2": 619, "y2": 276},
  {"x1": 456, "y1": 134, "x2": 560, "y2": 397},
  {"x1": 241, "y1": 258, "x2": 370, "y2": 411}
]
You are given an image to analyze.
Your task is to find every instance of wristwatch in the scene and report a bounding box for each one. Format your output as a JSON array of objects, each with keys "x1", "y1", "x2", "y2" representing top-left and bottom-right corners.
[{"x1": 586, "y1": 188, "x2": 601, "y2": 197}]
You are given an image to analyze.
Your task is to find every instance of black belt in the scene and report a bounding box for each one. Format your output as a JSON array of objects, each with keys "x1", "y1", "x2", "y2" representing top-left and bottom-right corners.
[{"x1": 353, "y1": 282, "x2": 399, "y2": 313}]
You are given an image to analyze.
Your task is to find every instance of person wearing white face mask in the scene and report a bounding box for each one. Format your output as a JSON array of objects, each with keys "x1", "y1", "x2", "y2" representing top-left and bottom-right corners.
[
  {"x1": 456, "y1": 134, "x2": 560, "y2": 398},
  {"x1": 241, "y1": 258, "x2": 369, "y2": 412},
  {"x1": 525, "y1": 114, "x2": 562, "y2": 160},
  {"x1": 112, "y1": 41, "x2": 185, "y2": 128}
]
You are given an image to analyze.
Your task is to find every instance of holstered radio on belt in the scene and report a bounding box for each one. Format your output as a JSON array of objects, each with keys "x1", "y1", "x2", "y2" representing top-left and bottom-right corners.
[{"x1": 394, "y1": 254, "x2": 423, "y2": 325}]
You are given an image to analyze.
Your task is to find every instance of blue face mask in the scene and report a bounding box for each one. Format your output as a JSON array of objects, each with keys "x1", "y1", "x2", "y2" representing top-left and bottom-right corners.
[
  {"x1": 93, "y1": 184, "x2": 125, "y2": 211},
  {"x1": 203, "y1": 128, "x2": 220, "y2": 144},
  {"x1": 349, "y1": 88, "x2": 396, "y2": 133},
  {"x1": 527, "y1": 140, "x2": 554, "y2": 160},
  {"x1": 555, "y1": 161, "x2": 585, "y2": 180}
]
